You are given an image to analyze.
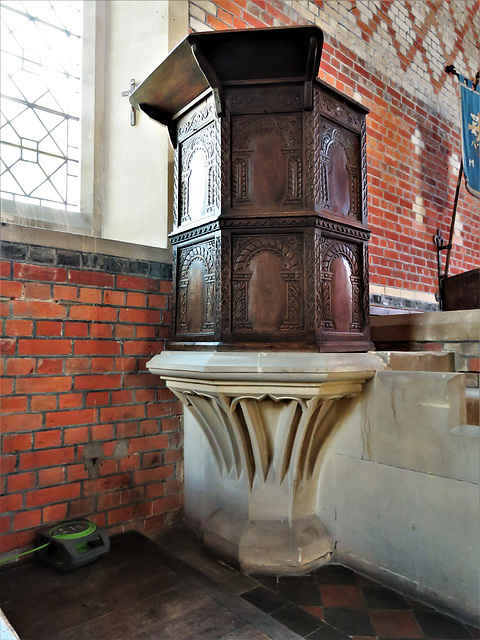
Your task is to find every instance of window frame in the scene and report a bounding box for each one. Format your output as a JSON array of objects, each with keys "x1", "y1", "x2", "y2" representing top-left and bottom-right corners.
[
  {"x1": 1, "y1": 0, "x2": 189, "y2": 254},
  {"x1": 0, "y1": 0, "x2": 103, "y2": 236}
]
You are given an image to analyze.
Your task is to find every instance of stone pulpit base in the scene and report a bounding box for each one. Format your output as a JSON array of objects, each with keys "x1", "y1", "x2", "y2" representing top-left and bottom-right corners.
[{"x1": 148, "y1": 351, "x2": 384, "y2": 574}]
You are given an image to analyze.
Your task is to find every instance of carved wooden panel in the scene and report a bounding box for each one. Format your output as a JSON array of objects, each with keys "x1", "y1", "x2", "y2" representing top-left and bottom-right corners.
[
  {"x1": 321, "y1": 237, "x2": 362, "y2": 333},
  {"x1": 315, "y1": 87, "x2": 363, "y2": 133},
  {"x1": 361, "y1": 119, "x2": 368, "y2": 226},
  {"x1": 169, "y1": 74, "x2": 371, "y2": 352},
  {"x1": 177, "y1": 100, "x2": 217, "y2": 143},
  {"x1": 178, "y1": 115, "x2": 220, "y2": 226},
  {"x1": 318, "y1": 121, "x2": 361, "y2": 220},
  {"x1": 231, "y1": 114, "x2": 303, "y2": 209},
  {"x1": 220, "y1": 233, "x2": 231, "y2": 335},
  {"x1": 231, "y1": 234, "x2": 304, "y2": 333},
  {"x1": 176, "y1": 240, "x2": 216, "y2": 335},
  {"x1": 227, "y1": 85, "x2": 303, "y2": 114},
  {"x1": 221, "y1": 116, "x2": 231, "y2": 210},
  {"x1": 310, "y1": 88, "x2": 320, "y2": 210},
  {"x1": 303, "y1": 228, "x2": 317, "y2": 335}
]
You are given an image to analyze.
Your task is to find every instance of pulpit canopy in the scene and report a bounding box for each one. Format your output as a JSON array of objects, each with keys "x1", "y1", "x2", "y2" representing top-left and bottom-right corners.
[{"x1": 130, "y1": 26, "x2": 324, "y2": 135}]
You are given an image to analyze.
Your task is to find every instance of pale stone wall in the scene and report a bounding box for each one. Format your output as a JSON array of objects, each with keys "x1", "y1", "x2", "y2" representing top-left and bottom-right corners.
[
  {"x1": 317, "y1": 370, "x2": 480, "y2": 625},
  {"x1": 371, "y1": 309, "x2": 480, "y2": 388}
]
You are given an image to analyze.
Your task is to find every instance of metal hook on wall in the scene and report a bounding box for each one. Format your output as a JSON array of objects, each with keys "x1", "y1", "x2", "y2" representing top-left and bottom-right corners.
[{"x1": 122, "y1": 78, "x2": 137, "y2": 126}]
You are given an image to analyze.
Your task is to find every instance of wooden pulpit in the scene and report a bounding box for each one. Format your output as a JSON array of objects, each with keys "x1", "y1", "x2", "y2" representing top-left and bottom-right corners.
[{"x1": 131, "y1": 26, "x2": 373, "y2": 352}]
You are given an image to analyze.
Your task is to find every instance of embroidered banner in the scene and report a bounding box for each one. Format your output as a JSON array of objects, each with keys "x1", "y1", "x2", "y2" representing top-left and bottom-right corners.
[{"x1": 459, "y1": 75, "x2": 480, "y2": 198}]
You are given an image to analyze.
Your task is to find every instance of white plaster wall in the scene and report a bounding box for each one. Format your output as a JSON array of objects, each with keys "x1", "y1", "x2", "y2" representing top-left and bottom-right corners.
[
  {"x1": 102, "y1": 0, "x2": 187, "y2": 248},
  {"x1": 317, "y1": 371, "x2": 480, "y2": 625}
]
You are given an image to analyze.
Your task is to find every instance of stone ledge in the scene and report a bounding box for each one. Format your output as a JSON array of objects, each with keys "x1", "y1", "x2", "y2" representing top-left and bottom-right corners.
[
  {"x1": 148, "y1": 351, "x2": 385, "y2": 383},
  {"x1": 376, "y1": 350, "x2": 456, "y2": 372},
  {"x1": 371, "y1": 309, "x2": 480, "y2": 343}
]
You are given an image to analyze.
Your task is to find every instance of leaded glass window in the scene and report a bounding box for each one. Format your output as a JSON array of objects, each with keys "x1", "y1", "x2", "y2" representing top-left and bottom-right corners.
[{"x1": 1, "y1": 0, "x2": 83, "y2": 212}]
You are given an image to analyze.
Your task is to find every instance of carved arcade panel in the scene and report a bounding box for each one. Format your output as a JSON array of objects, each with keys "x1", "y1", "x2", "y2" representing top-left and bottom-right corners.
[
  {"x1": 169, "y1": 80, "x2": 371, "y2": 351},
  {"x1": 317, "y1": 120, "x2": 361, "y2": 220},
  {"x1": 132, "y1": 27, "x2": 373, "y2": 352},
  {"x1": 231, "y1": 114, "x2": 303, "y2": 209},
  {"x1": 231, "y1": 234, "x2": 304, "y2": 334},
  {"x1": 320, "y1": 237, "x2": 363, "y2": 333},
  {"x1": 177, "y1": 101, "x2": 220, "y2": 227},
  {"x1": 176, "y1": 239, "x2": 217, "y2": 336}
]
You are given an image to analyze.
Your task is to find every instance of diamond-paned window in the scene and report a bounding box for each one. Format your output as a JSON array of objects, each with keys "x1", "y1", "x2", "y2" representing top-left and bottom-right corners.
[{"x1": 1, "y1": 0, "x2": 83, "y2": 212}]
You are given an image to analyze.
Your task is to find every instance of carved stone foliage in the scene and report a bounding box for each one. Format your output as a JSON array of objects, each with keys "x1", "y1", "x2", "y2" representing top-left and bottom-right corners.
[
  {"x1": 231, "y1": 114, "x2": 303, "y2": 208},
  {"x1": 231, "y1": 234, "x2": 304, "y2": 333},
  {"x1": 320, "y1": 237, "x2": 362, "y2": 332},
  {"x1": 168, "y1": 378, "x2": 366, "y2": 495},
  {"x1": 176, "y1": 240, "x2": 216, "y2": 335},
  {"x1": 179, "y1": 121, "x2": 220, "y2": 226},
  {"x1": 318, "y1": 121, "x2": 361, "y2": 220}
]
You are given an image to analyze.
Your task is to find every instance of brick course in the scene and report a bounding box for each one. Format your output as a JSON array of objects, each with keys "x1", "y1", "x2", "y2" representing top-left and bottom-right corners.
[{"x1": 0, "y1": 243, "x2": 182, "y2": 554}]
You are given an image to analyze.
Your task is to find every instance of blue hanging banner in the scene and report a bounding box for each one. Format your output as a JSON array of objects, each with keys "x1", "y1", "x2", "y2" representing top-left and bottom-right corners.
[{"x1": 458, "y1": 75, "x2": 480, "y2": 198}]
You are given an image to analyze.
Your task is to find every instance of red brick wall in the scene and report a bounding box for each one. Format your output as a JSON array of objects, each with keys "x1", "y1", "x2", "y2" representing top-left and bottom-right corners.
[
  {"x1": 0, "y1": 243, "x2": 183, "y2": 555},
  {"x1": 189, "y1": 0, "x2": 480, "y2": 303}
]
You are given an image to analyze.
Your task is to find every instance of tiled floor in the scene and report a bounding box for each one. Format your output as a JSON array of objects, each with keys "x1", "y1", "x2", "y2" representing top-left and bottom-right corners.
[
  {"x1": 244, "y1": 566, "x2": 480, "y2": 639},
  {"x1": 156, "y1": 527, "x2": 480, "y2": 640}
]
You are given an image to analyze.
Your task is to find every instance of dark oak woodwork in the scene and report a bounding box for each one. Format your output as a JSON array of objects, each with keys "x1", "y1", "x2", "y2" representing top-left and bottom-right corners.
[{"x1": 131, "y1": 26, "x2": 373, "y2": 351}]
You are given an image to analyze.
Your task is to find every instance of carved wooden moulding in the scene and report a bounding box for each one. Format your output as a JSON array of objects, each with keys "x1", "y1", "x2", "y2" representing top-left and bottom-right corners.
[{"x1": 131, "y1": 26, "x2": 373, "y2": 352}]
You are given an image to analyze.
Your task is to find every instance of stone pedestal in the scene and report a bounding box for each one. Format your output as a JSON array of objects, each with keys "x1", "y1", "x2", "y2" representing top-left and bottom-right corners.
[{"x1": 148, "y1": 351, "x2": 384, "y2": 573}]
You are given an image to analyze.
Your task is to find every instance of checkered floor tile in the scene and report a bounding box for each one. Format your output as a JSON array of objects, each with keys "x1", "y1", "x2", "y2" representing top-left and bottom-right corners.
[{"x1": 241, "y1": 564, "x2": 480, "y2": 639}]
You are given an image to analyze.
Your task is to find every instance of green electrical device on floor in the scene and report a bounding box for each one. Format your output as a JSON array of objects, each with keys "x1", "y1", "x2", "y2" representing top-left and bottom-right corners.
[{"x1": 35, "y1": 519, "x2": 110, "y2": 572}]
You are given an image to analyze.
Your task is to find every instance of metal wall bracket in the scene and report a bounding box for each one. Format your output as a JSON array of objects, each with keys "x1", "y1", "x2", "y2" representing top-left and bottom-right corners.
[
  {"x1": 433, "y1": 229, "x2": 452, "y2": 308},
  {"x1": 122, "y1": 78, "x2": 137, "y2": 126}
]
